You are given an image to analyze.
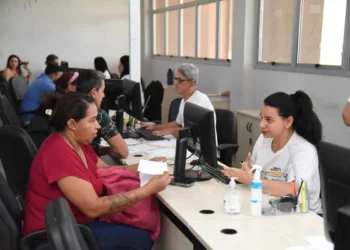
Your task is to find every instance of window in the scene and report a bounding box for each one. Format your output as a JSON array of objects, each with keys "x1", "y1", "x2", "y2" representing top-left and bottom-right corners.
[
  {"x1": 152, "y1": 0, "x2": 233, "y2": 61},
  {"x1": 257, "y1": 0, "x2": 350, "y2": 73}
]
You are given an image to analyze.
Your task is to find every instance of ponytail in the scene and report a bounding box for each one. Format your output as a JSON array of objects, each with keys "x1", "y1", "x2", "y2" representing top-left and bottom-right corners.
[
  {"x1": 289, "y1": 91, "x2": 322, "y2": 145},
  {"x1": 264, "y1": 91, "x2": 322, "y2": 145}
]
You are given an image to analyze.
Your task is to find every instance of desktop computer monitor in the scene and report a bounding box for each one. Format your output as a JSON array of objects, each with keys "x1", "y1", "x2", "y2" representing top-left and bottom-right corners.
[
  {"x1": 318, "y1": 141, "x2": 350, "y2": 249},
  {"x1": 182, "y1": 102, "x2": 227, "y2": 183},
  {"x1": 103, "y1": 79, "x2": 124, "y2": 112},
  {"x1": 60, "y1": 61, "x2": 69, "y2": 71},
  {"x1": 122, "y1": 79, "x2": 143, "y2": 121}
]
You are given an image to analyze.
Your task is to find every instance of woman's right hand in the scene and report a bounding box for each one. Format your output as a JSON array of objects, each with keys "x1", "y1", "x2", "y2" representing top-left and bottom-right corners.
[{"x1": 145, "y1": 172, "x2": 171, "y2": 194}]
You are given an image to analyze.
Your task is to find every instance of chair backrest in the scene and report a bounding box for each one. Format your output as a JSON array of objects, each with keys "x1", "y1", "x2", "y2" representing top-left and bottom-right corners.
[
  {"x1": 0, "y1": 126, "x2": 37, "y2": 198},
  {"x1": 215, "y1": 109, "x2": 238, "y2": 145},
  {"x1": 8, "y1": 76, "x2": 27, "y2": 111},
  {"x1": 0, "y1": 95, "x2": 21, "y2": 127},
  {"x1": 0, "y1": 81, "x2": 16, "y2": 108},
  {"x1": 144, "y1": 81, "x2": 164, "y2": 121},
  {"x1": 45, "y1": 198, "x2": 93, "y2": 250},
  {"x1": 318, "y1": 141, "x2": 350, "y2": 242},
  {"x1": 0, "y1": 173, "x2": 23, "y2": 227},
  {"x1": 168, "y1": 98, "x2": 182, "y2": 123},
  {"x1": 0, "y1": 198, "x2": 20, "y2": 250}
]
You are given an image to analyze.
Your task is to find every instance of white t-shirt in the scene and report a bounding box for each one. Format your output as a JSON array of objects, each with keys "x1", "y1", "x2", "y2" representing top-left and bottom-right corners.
[
  {"x1": 121, "y1": 74, "x2": 144, "y2": 106},
  {"x1": 176, "y1": 90, "x2": 217, "y2": 144},
  {"x1": 103, "y1": 70, "x2": 111, "y2": 79},
  {"x1": 251, "y1": 132, "x2": 322, "y2": 214}
]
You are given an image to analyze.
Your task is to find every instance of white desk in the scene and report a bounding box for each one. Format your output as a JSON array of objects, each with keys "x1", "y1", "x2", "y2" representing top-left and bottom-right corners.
[{"x1": 123, "y1": 139, "x2": 327, "y2": 250}]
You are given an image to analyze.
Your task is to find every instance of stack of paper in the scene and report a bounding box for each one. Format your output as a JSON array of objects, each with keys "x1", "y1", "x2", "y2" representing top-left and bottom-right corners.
[
  {"x1": 128, "y1": 144, "x2": 157, "y2": 153},
  {"x1": 124, "y1": 138, "x2": 140, "y2": 146},
  {"x1": 137, "y1": 159, "x2": 168, "y2": 187}
]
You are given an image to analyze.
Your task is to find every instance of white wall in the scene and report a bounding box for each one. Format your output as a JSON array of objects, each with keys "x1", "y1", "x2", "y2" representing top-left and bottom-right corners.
[
  {"x1": 142, "y1": 0, "x2": 350, "y2": 147},
  {"x1": 0, "y1": 0, "x2": 129, "y2": 79}
]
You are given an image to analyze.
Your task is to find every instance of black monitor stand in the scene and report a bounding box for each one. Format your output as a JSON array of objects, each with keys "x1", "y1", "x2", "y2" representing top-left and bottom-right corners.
[
  {"x1": 170, "y1": 128, "x2": 195, "y2": 187},
  {"x1": 115, "y1": 95, "x2": 140, "y2": 139},
  {"x1": 184, "y1": 157, "x2": 212, "y2": 182}
]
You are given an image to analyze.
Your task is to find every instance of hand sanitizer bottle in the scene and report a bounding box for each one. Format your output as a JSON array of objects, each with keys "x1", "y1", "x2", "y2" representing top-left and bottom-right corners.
[
  {"x1": 224, "y1": 178, "x2": 241, "y2": 215},
  {"x1": 249, "y1": 165, "x2": 263, "y2": 216}
]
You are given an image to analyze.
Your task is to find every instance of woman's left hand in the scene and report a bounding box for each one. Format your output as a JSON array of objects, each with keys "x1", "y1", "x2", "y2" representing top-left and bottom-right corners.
[
  {"x1": 150, "y1": 157, "x2": 167, "y2": 162},
  {"x1": 152, "y1": 128, "x2": 173, "y2": 136},
  {"x1": 221, "y1": 166, "x2": 253, "y2": 185}
]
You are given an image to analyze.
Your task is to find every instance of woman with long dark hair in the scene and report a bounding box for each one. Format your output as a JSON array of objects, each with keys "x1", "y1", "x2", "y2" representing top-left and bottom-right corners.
[
  {"x1": 94, "y1": 57, "x2": 111, "y2": 79},
  {"x1": 222, "y1": 90, "x2": 323, "y2": 213},
  {"x1": 2, "y1": 54, "x2": 32, "y2": 83}
]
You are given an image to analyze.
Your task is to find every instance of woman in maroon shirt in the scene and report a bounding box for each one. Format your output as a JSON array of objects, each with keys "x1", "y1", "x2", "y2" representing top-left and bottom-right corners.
[{"x1": 24, "y1": 92, "x2": 171, "y2": 250}]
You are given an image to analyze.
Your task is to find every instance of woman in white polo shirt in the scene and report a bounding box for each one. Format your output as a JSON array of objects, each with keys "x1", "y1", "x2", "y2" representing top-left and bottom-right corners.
[{"x1": 222, "y1": 91, "x2": 323, "y2": 214}]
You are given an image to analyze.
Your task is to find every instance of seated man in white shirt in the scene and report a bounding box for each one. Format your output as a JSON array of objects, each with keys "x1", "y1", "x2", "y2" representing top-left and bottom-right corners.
[{"x1": 143, "y1": 63, "x2": 216, "y2": 137}]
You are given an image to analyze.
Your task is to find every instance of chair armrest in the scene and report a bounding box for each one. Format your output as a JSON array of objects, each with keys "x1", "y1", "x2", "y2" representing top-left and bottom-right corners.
[
  {"x1": 78, "y1": 224, "x2": 100, "y2": 250},
  {"x1": 217, "y1": 143, "x2": 239, "y2": 152},
  {"x1": 21, "y1": 229, "x2": 47, "y2": 250}
]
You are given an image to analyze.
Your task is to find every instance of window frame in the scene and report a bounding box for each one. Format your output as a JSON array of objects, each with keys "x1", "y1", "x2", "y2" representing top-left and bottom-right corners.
[
  {"x1": 152, "y1": 0, "x2": 232, "y2": 64},
  {"x1": 255, "y1": 0, "x2": 350, "y2": 78}
]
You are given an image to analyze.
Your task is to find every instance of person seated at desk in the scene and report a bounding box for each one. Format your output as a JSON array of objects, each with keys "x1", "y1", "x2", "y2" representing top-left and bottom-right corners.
[
  {"x1": 222, "y1": 91, "x2": 323, "y2": 214},
  {"x1": 2, "y1": 54, "x2": 32, "y2": 83},
  {"x1": 118, "y1": 55, "x2": 145, "y2": 106},
  {"x1": 45, "y1": 54, "x2": 60, "y2": 66},
  {"x1": 76, "y1": 69, "x2": 128, "y2": 159},
  {"x1": 20, "y1": 64, "x2": 62, "y2": 122},
  {"x1": 143, "y1": 63, "x2": 216, "y2": 137},
  {"x1": 94, "y1": 56, "x2": 111, "y2": 79},
  {"x1": 23, "y1": 93, "x2": 171, "y2": 250}
]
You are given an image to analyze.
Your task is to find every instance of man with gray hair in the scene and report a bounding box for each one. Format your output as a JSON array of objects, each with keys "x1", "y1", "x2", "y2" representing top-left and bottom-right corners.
[{"x1": 143, "y1": 63, "x2": 216, "y2": 138}]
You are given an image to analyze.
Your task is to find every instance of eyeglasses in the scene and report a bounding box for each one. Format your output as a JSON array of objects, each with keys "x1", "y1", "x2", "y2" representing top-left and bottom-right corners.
[{"x1": 174, "y1": 77, "x2": 192, "y2": 83}]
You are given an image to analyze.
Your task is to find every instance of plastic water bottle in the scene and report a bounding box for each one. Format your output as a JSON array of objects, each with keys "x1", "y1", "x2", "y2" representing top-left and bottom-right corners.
[
  {"x1": 167, "y1": 68, "x2": 174, "y2": 85},
  {"x1": 223, "y1": 178, "x2": 241, "y2": 215},
  {"x1": 249, "y1": 165, "x2": 263, "y2": 216}
]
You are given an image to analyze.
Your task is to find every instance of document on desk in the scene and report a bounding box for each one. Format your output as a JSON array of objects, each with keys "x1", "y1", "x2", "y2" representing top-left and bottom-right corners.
[
  {"x1": 145, "y1": 148, "x2": 191, "y2": 160},
  {"x1": 124, "y1": 138, "x2": 140, "y2": 146},
  {"x1": 285, "y1": 235, "x2": 333, "y2": 250},
  {"x1": 147, "y1": 139, "x2": 177, "y2": 148},
  {"x1": 138, "y1": 159, "x2": 168, "y2": 187},
  {"x1": 128, "y1": 144, "x2": 157, "y2": 153}
]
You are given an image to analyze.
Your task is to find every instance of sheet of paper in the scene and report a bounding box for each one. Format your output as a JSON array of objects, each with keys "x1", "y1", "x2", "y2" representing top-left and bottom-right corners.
[
  {"x1": 124, "y1": 138, "x2": 140, "y2": 146},
  {"x1": 128, "y1": 144, "x2": 157, "y2": 153},
  {"x1": 285, "y1": 236, "x2": 333, "y2": 250},
  {"x1": 147, "y1": 139, "x2": 177, "y2": 148},
  {"x1": 145, "y1": 148, "x2": 191, "y2": 160},
  {"x1": 138, "y1": 159, "x2": 168, "y2": 187},
  {"x1": 100, "y1": 138, "x2": 109, "y2": 147},
  {"x1": 303, "y1": 236, "x2": 333, "y2": 250}
]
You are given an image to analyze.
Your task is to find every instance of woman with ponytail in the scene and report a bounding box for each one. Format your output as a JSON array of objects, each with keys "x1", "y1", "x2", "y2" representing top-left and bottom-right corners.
[{"x1": 222, "y1": 91, "x2": 323, "y2": 213}]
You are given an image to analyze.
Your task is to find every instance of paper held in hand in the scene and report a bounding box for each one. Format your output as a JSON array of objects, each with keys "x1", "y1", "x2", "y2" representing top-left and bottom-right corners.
[{"x1": 137, "y1": 159, "x2": 168, "y2": 187}]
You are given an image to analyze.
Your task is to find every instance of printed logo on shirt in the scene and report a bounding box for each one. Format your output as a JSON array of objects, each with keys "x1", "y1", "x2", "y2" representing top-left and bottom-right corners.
[{"x1": 262, "y1": 167, "x2": 287, "y2": 182}]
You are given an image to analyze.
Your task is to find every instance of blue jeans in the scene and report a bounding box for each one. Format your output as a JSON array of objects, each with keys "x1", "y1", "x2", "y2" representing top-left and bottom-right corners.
[{"x1": 33, "y1": 221, "x2": 153, "y2": 250}]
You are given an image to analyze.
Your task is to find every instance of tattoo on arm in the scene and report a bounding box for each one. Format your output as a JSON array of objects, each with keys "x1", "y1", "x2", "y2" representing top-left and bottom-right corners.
[{"x1": 102, "y1": 190, "x2": 138, "y2": 214}]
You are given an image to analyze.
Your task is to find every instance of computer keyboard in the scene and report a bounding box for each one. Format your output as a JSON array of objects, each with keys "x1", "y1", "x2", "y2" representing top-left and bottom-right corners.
[
  {"x1": 135, "y1": 128, "x2": 165, "y2": 141},
  {"x1": 202, "y1": 164, "x2": 230, "y2": 184}
]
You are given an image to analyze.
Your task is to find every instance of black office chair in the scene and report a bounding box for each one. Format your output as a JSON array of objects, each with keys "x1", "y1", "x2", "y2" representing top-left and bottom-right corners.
[
  {"x1": 168, "y1": 98, "x2": 182, "y2": 122},
  {"x1": 0, "y1": 173, "x2": 47, "y2": 250},
  {"x1": 0, "y1": 125, "x2": 37, "y2": 198},
  {"x1": 144, "y1": 80, "x2": 164, "y2": 122},
  {"x1": 45, "y1": 198, "x2": 100, "y2": 250},
  {"x1": 0, "y1": 95, "x2": 21, "y2": 127},
  {"x1": 8, "y1": 76, "x2": 28, "y2": 112},
  {"x1": 0, "y1": 81, "x2": 16, "y2": 109},
  {"x1": 318, "y1": 141, "x2": 350, "y2": 249},
  {"x1": 215, "y1": 109, "x2": 239, "y2": 167}
]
